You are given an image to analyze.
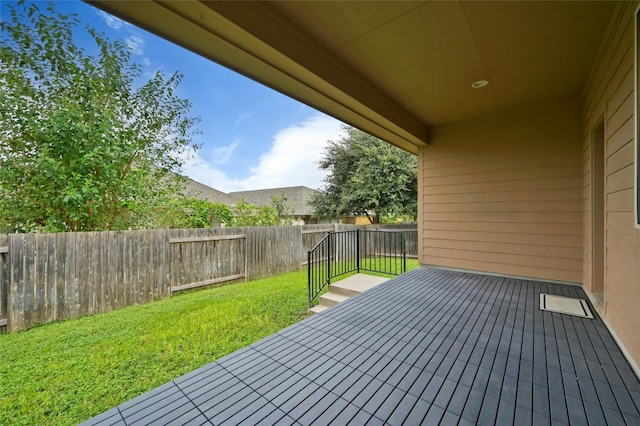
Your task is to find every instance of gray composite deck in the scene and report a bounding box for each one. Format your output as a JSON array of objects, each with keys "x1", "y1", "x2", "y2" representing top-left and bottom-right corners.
[{"x1": 82, "y1": 267, "x2": 640, "y2": 425}]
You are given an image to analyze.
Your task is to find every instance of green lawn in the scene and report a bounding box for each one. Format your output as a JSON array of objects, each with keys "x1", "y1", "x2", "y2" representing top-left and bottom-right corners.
[{"x1": 0, "y1": 260, "x2": 418, "y2": 425}]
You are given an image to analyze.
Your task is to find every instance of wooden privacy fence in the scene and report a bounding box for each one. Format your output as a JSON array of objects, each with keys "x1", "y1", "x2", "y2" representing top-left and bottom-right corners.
[
  {"x1": 365, "y1": 223, "x2": 418, "y2": 258},
  {"x1": 0, "y1": 223, "x2": 417, "y2": 332},
  {"x1": 301, "y1": 224, "x2": 359, "y2": 264},
  {"x1": 4, "y1": 230, "x2": 170, "y2": 333}
]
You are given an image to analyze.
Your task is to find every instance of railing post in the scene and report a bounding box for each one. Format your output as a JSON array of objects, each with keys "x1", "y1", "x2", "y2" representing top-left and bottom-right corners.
[
  {"x1": 402, "y1": 232, "x2": 407, "y2": 274},
  {"x1": 327, "y1": 232, "x2": 332, "y2": 285},
  {"x1": 307, "y1": 250, "x2": 312, "y2": 309},
  {"x1": 356, "y1": 229, "x2": 360, "y2": 274}
]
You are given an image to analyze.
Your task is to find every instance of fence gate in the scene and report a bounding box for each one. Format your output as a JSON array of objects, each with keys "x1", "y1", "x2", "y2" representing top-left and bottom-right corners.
[{"x1": 307, "y1": 229, "x2": 406, "y2": 308}]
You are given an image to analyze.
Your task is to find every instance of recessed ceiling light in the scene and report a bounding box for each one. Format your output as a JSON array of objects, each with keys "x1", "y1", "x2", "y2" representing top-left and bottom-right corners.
[{"x1": 472, "y1": 80, "x2": 489, "y2": 89}]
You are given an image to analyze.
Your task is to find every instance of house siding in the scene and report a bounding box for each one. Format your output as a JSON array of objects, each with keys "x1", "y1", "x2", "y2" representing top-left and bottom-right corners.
[
  {"x1": 582, "y1": 2, "x2": 640, "y2": 366},
  {"x1": 418, "y1": 97, "x2": 584, "y2": 283}
]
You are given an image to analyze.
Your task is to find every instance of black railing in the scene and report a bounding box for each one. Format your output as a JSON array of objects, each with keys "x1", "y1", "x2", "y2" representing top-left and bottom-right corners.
[{"x1": 307, "y1": 229, "x2": 406, "y2": 309}]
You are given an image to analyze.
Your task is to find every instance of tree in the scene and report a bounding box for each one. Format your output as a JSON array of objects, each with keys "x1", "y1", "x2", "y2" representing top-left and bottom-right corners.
[
  {"x1": 270, "y1": 194, "x2": 293, "y2": 225},
  {"x1": 310, "y1": 126, "x2": 417, "y2": 223},
  {"x1": 232, "y1": 195, "x2": 293, "y2": 227},
  {"x1": 0, "y1": 2, "x2": 199, "y2": 232},
  {"x1": 233, "y1": 200, "x2": 280, "y2": 227},
  {"x1": 152, "y1": 197, "x2": 235, "y2": 229}
]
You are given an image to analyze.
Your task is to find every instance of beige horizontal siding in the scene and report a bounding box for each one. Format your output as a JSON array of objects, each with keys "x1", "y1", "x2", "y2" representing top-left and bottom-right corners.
[
  {"x1": 424, "y1": 200, "x2": 581, "y2": 214},
  {"x1": 424, "y1": 238, "x2": 582, "y2": 260},
  {"x1": 423, "y1": 188, "x2": 582, "y2": 204},
  {"x1": 423, "y1": 176, "x2": 582, "y2": 195},
  {"x1": 423, "y1": 229, "x2": 582, "y2": 248},
  {"x1": 581, "y1": 1, "x2": 640, "y2": 366},
  {"x1": 419, "y1": 97, "x2": 583, "y2": 283},
  {"x1": 423, "y1": 256, "x2": 581, "y2": 284},
  {"x1": 423, "y1": 211, "x2": 582, "y2": 224},
  {"x1": 422, "y1": 220, "x2": 583, "y2": 236}
]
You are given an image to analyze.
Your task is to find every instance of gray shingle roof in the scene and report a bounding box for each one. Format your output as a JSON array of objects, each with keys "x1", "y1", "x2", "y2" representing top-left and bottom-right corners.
[
  {"x1": 183, "y1": 178, "x2": 238, "y2": 205},
  {"x1": 228, "y1": 186, "x2": 318, "y2": 216}
]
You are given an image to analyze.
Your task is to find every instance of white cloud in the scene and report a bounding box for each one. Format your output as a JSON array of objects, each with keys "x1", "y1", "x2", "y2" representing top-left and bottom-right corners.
[
  {"x1": 96, "y1": 10, "x2": 126, "y2": 30},
  {"x1": 235, "y1": 113, "x2": 251, "y2": 128},
  {"x1": 181, "y1": 114, "x2": 344, "y2": 193},
  {"x1": 125, "y1": 35, "x2": 145, "y2": 55},
  {"x1": 211, "y1": 139, "x2": 240, "y2": 164}
]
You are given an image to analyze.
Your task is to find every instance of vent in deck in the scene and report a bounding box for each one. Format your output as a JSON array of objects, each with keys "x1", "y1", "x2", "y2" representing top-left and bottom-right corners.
[{"x1": 540, "y1": 294, "x2": 594, "y2": 319}]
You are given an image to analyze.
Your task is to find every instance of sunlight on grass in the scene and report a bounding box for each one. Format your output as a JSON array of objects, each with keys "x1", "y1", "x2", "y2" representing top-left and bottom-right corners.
[{"x1": 0, "y1": 261, "x2": 419, "y2": 425}]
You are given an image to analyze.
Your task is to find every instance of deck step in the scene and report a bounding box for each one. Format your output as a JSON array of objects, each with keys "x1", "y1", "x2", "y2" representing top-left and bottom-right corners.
[
  {"x1": 308, "y1": 305, "x2": 329, "y2": 314},
  {"x1": 319, "y1": 292, "x2": 349, "y2": 307},
  {"x1": 330, "y1": 275, "x2": 389, "y2": 297},
  {"x1": 308, "y1": 274, "x2": 389, "y2": 315}
]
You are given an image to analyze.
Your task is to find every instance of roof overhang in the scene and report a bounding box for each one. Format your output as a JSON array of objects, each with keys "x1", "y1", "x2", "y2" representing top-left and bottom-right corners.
[{"x1": 87, "y1": 1, "x2": 618, "y2": 154}]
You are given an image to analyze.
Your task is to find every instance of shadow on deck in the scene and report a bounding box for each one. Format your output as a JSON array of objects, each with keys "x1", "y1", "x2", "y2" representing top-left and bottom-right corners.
[{"x1": 82, "y1": 268, "x2": 640, "y2": 425}]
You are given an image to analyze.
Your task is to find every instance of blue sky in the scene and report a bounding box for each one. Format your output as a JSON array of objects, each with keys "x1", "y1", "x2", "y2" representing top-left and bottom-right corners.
[{"x1": 1, "y1": 1, "x2": 345, "y2": 193}]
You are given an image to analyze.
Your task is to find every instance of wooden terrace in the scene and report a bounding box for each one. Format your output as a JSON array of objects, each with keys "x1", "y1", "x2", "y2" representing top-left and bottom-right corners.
[{"x1": 82, "y1": 268, "x2": 640, "y2": 425}]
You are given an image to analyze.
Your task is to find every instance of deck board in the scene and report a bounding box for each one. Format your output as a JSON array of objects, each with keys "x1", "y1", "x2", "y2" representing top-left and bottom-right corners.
[{"x1": 82, "y1": 268, "x2": 640, "y2": 425}]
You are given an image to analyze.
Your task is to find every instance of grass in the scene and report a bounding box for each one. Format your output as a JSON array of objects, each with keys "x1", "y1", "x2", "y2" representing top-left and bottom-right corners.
[{"x1": 0, "y1": 260, "x2": 419, "y2": 425}]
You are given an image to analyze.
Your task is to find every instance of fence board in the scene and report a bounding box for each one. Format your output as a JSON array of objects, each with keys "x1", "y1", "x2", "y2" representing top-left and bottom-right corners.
[
  {"x1": 46, "y1": 234, "x2": 55, "y2": 323},
  {"x1": 0, "y1": 235, "x2": 8, "y2": 329},
  {"x1": 35, "y1": 234, "x2": 47, "y2": 322},
  {"x1": 9, "y1": 235, "x2": 24, "y2": 331},
  {"x1": 54, "y1": 233, "x2": 65, "y2": 320}
]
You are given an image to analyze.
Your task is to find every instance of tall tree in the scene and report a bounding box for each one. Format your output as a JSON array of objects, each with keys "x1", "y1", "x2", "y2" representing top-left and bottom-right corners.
[
  {"x1": 310, "y1": 126, "x2": 417, "y2": 222},
  {"x1": 0, "y1": 2, "x2": 199, "y2": 232}
]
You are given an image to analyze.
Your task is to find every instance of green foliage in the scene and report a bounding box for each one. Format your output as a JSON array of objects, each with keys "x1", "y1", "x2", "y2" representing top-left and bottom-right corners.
[
  {"x1": 210, "y1": 202, "x2": 236, "y2": 227},
  {"x1": 270, "y1": 194, "x2": 293, "y2": 225},
  {"x1": 233, "y1": 196, "x2": 292, "y2": 227},
  {"x1": 310, "y1": 126, "x2": 418, "y2": 222},
  {"x1": 153, "y1": 197, "x2": 235, "y2": 228},
  {"x1": 0, "y1": 2, "x2": 200, "y2": 232}
]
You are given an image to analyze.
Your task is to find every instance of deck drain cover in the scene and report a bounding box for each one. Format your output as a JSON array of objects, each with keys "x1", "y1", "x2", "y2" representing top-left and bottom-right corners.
[{"x1": 540, "y1": 294, "x2": 593, "y2": 319}]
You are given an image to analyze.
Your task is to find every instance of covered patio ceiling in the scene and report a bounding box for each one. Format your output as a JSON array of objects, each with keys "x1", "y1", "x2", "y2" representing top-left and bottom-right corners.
[{"x1": 87, "y1": 1, "x2": 616, "y2": 154}]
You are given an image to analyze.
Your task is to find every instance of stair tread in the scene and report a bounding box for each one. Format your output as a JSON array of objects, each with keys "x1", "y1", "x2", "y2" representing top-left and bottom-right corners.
[
  {"x1": 321, "y1": 292, "x2": 349, "y2": 303},
  {"x1": 308, "y1": 305, "x2": 329, "y2": 314},
  {"x1": 308, "y1": 274, "x2": 391, "y2": 315},
  {"x1": 331, "y1": 275, "x2": 389, "y2": 293}
]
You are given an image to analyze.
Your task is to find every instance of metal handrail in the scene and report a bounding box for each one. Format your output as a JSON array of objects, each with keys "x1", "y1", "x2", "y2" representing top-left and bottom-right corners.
[
  {"x1": 307, "y1": 232, "x2": 331, "y2": 309},
  {"x1": 307, "y1": 229, "x2": 406, "y2": 309}
]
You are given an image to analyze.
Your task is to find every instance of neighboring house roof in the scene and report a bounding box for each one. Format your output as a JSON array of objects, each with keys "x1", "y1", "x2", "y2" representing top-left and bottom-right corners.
[
  {"x1": 183, "y1": 178, "x2": 239, "y2": 205},
  {"x1": 229, "y1": 186, "x2": 318, "y2": 216}
]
